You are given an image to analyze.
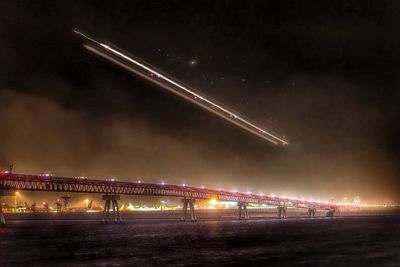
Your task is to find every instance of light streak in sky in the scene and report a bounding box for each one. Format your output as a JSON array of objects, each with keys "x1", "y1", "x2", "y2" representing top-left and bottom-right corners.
[{"x1": 74, "y1": 29, "x2": 289, "y2": 146}]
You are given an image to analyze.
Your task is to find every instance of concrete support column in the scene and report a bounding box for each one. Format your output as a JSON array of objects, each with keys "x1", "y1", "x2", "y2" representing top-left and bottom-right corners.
[
  {"x1": 277, "y1": 205, "x2": 287, "y2": 219},
  {"x1": 101, "y1": 195, "x2": 122, "y2": 224},
  {"x1": 56, "y1": 201, "x2": 62, "y2": 212},
  {"x1": 308, "y1": 206, "x2": 317, "y2": 217},
  {"x1": 181, "y1": 198, "x2": 197, "y2": 222},
  {"x1": 0, "y1": 197, "x2": 5, "y2": 227},
  {"x1": 60, "y1": 196, "x2": 71, "y2": 212},
  {"x1": 326, "y1": 208, "x2": 336, "y2": 217},
  {"x1": 237, "y1": 202, "x2": 249, "y2": 220}
]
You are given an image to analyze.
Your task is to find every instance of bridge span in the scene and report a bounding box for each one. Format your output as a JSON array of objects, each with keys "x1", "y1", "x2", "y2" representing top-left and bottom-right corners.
[{"x1": 0, "y1": 171, "x2": 337, "y2": 226}]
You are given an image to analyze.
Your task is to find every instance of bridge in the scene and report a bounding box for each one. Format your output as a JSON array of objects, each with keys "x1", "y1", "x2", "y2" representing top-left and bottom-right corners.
[{"x1": 0, "y1": 170, "x2": 337, "y2": 226}]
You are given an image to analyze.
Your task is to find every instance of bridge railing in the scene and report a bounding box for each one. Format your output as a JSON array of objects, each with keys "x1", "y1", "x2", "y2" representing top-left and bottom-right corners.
[{"x1": 0, "y1": 172, "x2": 337, "y2": 210}]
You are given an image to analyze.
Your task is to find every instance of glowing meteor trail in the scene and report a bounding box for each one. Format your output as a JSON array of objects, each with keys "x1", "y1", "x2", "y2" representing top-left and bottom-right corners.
[{"x1": 74, "y1": 29, "x2": 289, "y2": 146}]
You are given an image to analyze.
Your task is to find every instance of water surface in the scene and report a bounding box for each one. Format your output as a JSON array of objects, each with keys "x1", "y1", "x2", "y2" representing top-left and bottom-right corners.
[{"x1": 0, "y1": 216, "x2": 399, "y2": 266}]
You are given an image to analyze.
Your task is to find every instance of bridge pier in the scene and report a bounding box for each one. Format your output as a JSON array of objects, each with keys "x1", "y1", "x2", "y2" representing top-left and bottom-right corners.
[
  {"x1": 101, "y1": 194, "x2": 122, "y2": 224},
  {"x1": 56, "y1": 200, "x2": 62, "y2": 212},
  {"x1": 0, "y1": 191, "x2": 13, "y2": 227},
  {"x1": 308, "y1": 206, "x2": 317, "y2": 217},
  {"x1": 277, "y1": 204, "x2": 287, "y2": 219},
  {"x1": 237, "y1": 202, "x2": 249, "y2": 220},
  {"x1": 60, "y1": 196, "x2": 72, "y2": 212},
  {"x1": 326, "y1": 208, "x2": 336, "y2": 217},
  {"x1": 0, "y1": 197, "x2": 5, "y2": 227},
  {"x1": 181, "y1": 198, "x2": 197, "y2": 222}
]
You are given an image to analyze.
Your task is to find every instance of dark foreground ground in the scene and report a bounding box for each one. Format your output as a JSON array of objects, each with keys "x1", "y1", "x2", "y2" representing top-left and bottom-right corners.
[{"x1": 0, "y1": 216, "x2": 399, "y2": 267}]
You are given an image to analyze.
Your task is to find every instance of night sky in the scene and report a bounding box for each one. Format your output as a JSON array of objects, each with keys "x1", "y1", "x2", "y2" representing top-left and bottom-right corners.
[{"x1": 1, "y1": 1, "x2": 399, "y2": 203}]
